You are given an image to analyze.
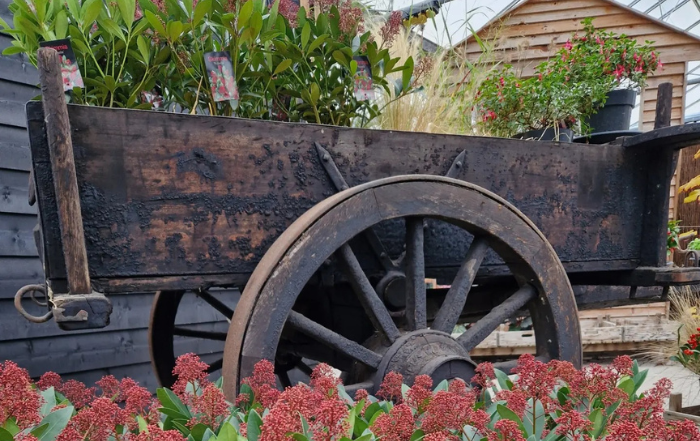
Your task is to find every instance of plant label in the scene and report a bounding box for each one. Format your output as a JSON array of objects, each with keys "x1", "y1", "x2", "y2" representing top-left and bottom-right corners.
[
  {"x1": 39, "y1": 39, "x2": 84, "y2": 91},
  {"x1": 353, "y1": 56, "x2": 374, "y2": 101},
  {"x1": 204, "y1": 51, "x2": 239, "y2": 103}
]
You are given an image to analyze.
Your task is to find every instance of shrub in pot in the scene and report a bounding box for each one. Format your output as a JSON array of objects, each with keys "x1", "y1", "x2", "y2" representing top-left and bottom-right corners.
[{"x1": 564, "y1": 18, "x2": 662, "y2": 133}]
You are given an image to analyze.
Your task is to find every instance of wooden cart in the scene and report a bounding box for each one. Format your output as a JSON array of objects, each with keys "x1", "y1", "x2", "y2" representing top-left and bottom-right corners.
[{"x1": 15, "y1": 49, "x2": 700, "y2": 399}]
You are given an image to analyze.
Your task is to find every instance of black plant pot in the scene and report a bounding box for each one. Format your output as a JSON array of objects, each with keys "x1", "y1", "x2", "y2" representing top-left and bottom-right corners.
[
  {"x1": 512, "y1": 127, "x2": 574, "y2": 142},
  {"x1": 585, "y1": 89, "x2": 637, "y2": 133}
]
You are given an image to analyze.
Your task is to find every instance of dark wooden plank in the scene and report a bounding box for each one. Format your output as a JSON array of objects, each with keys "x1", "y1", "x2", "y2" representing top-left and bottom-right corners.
[
  {"x1": 0, "y1": 212, "x2": 38, "y2": 256},
  {"x1": 27, "y1": 104, "x2": 656, "y2": 286},
  {"x1": 0, "y1": 256, "x2": 43, "y2": 299},
  {"x1": 0, "y1": 143, "x2": 31, "y2": 171},
  {"x1": 37, "y1": 48, "x2": 90, "y2": 294},
  {"x1": 0, "y1": 80, "x2": 38, "y2": 103},
  {"x1": 5, "y1": 325, "x2": 226, "y2": 378},
  {"x1": 0, "y1": 168, "x2": 35, "y2": 214},
  {"x1": 0, "y1": 36, "x2": 39, "y2": 86},
  {"x1": 0, "y1": 124, "x2": 30, "y2": 147},
  {"x1": 654, "y1": 83, "x2": 673, "y2": 130},
  {"x1": 0, "y1": 288, "x2": 238, "y2": 337},
  {"x1": 0, "y1": 99, "x2": 27, "y2": 128}
]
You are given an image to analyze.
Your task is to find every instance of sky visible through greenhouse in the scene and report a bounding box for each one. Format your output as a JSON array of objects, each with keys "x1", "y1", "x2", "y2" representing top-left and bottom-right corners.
[{"x1": 364, "y1": 0, "x2": 700, "y2": 127}]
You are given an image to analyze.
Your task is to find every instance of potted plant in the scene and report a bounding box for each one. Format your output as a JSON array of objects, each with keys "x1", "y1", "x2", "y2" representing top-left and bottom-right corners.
[
  {"x1": 474, "y1": 58, "x2": 609, "y2": 142},
  {"x1": 567, "y1": 18, "x2": 662, "y2": 134}
]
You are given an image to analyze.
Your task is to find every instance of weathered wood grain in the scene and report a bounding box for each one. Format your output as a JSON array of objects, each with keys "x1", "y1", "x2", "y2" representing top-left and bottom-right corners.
[
  {"x1": 0, "y1": 213, "x2": 38, "y2": 257},
  {"x1": 0, "y1": 168, "x2": 36, "y2": 214},
  {"x1": 37, "y1": 48, "x2": 91, "y2": 294},
  {"x1": 27, "y1": 103, "x2": 670, "y2": 291}
]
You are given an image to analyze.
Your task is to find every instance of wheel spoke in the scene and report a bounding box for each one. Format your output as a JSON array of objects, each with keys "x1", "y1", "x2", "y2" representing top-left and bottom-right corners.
[
  {"x1": 287, "y1": 311, "x2": 382, "y2": 369},
  {"x1": 207, "y1": 358, "x2": 223, "y2": 373},
  {"x1": 344, "y1": 381, "x2": 374, "y2": 395},
  {"x1": 363, "y1": 228, "x2": 398, "y2": 271},
  {"x1": 431, "y1": 237, "x2": 489, "y2": 334},
  {"x1": 278, "y1": 370, "x2": 292, "y2": 388},
  {"x1": 458, "y1": 284, "x2": 537, "y2": 352},
  {"x1": 296, "y1": 360, "x2": 313, "y2": 376},
  {"x1": 197, "y1": 290, "x2": 235, "y2": 319},
  {"x1": 173, "y1": 326, "x2": 228, "y2": 341},
  {"x1": 405, "y1": 217, "x2": 427, "y2": 330},
  {"x1": 337, "y1": 244, "x2": 401, "y2": 343}
]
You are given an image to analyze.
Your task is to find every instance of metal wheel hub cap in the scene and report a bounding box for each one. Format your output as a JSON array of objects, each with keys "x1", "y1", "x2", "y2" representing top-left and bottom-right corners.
[{"x1": 373, "y1": 330, "x2": 477, "y2": 387}]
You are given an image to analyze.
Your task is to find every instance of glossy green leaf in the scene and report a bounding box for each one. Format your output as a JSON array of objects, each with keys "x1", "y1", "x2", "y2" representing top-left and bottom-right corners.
[
  {"x1": 291, "y1": 434, "x2": 309, "y2": 441},
  {"x1": 117, "y1": 0, "x2": 136, "y2": 29},
  {"x1": 190, "y1": 424, "x2": 209, "y2": 441},
  {"x1": 166, "y1": 20, "x2": 183, "y2": 42},
  {"x1": 273, "y1": 58, "x2": 292, "y2": 76},
  {"x1": 137, "y1": 35, "x2": 149, "y2": 64},
  {"x1": 217, "y1": 422, "x2": 238, "y2": 441},
  {"x1": 2, "y1": 45, "x2": 24, "y2": 55},
  {"x1": 172, "y1": 420, "x2": 191, "y2": 436},
  {"x1": 247, "y1": 409, "x2": 262, "y2": 441},
  {"x1": 33, "y1": 405, "x2": 74, "y2": 441},
  {"x1": 496, "y1": 404, "x2": 527, "y2": 434},
  {"x1": 618, "y1": 378, "x2": 635, "y2": 396},
  {"x1": 306, "y1": 34, "x2": 327, "y2": 54},
  {"x1": 81, "y1": 0, "x2": 103, "y2": 32},
  {"x1": 409, "y1": 429, "x2": 424, "y2": 441},
  {"x1": 300, "y1": 21, "x2": 310, "y2": 51},
  {"x1": 39, "y1": 387, "x2": 57, "y2": 417},
  {"x1": 64, "y1": 0, "x2": 80, "y2": 20},
  {"x1": 309, "y1": 83, "x2": 319, "y2": 105},
  {"x1": 192, "y1": 0, "x2": 211, "y2": 26},
  {"x1": 157, "y1": 388, "x2": 192, "y2": 419},
  {"x1": 99, "y1": 18, "x2": 125, "y2": 40},
  {"x1": 266, "y1": 0, "x2": 279, "y2": 31},
  {"x1": 4, "y1": 419, "x2": 20, "y2": 436},
  {"x1": 54, "y1": 10, "x2": 68, "y2": 39},
  {"x1": 249, "y1": 10, "x2": 263, "y2": 37},
  {"x1": 332, "y1": 50, "x2": 347, "y2": 68},
  {"x1": 144, "y1": 9, "x2": 163, "y2": 33},
  {"x1": 238, "y1": 0, "x2": 254, "y2": 27},
  {"x1": 0, "y1": 428, "x2": 12, "y2": 441},
  {"x1": 589, "y1": 408, "x2": 605, "y2": 439}
]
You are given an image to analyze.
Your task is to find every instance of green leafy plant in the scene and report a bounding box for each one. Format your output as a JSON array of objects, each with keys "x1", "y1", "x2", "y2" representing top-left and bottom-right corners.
[
  {"x1": 3, "y1": 353, "x2": 699, "y2": 441},
  {"x1": 668, "y1": 219, "x2": 681, "y2": 254},
  {"x1": 474, "y1": 17, "x2": 662, "y2": 139},
  {"x1": 1, "y1": 0, "x2": 416, "y2": 126}
]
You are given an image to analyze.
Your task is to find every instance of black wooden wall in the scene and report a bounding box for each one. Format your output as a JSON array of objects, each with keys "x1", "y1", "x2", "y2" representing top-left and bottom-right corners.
[{"x1": 0, "y1": 0, "x2": 231, "y2": 390}]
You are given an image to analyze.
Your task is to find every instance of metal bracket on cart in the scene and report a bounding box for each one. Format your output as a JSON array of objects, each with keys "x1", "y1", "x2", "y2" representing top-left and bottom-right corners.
[{"x1": 15, "y1": 284, "x2": 113, "y2": 330}]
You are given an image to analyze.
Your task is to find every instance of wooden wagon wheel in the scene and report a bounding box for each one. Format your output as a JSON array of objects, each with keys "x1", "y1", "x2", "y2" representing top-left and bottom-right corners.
[
  {"x1": 222, "y1": 175, "x2": 581, "y2": 399},
  {"x1": 149, "y1": 290, "x2": 232, "y2": 387}
]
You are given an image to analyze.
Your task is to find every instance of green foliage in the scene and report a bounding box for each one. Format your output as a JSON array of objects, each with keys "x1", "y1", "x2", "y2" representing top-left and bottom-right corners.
[
  {"x1": 474, "y1": 17, "x2": 661, "y2": 138},
  {"x1": 1, "y1": 0, "x2": 415, "y2": 126},
  {"x1": 668, "y1": 219, "x2": 681, "y2": 253}
]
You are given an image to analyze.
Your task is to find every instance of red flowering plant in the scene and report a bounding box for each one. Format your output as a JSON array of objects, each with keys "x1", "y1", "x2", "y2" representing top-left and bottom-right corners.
[
  {"x1": 671, "y1": 327, "x2": 700, "y2": 374},
  {"x1": 2, "y1": 353, "x2": 699, "y2": 441}
]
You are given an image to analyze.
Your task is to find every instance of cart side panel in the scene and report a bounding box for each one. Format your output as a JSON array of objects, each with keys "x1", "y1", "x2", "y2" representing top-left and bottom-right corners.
[{"x1": 28, "y1": 103, "x2": 653, "y2": 289}]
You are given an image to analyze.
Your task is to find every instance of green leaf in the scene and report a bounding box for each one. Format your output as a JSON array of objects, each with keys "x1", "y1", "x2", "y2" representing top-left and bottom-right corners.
[
  {"x1": 309, "y1": 83, "x2": 319, "y2": 105},
  {"x1": 494, "y1": 369, "x2": 512, "y2": 391},
  {"x1": 117, "y1": 0, "x2": 136, "y2": 29},
  {"x1": 523, "y1": 399, "x2": 545, "y2": 439},
  {"x1": 145, "y1": 10, "x2": 166, "y2": 35},
  {"x1": 4, "y1": 419, "x2": 20, "y2": 436},
  {"x1": 632, "y1": 370, "x2": 648, "y2": 395},
  {"x1": 337, "y1": 384, "x2": 354, "y2": 406},
  {"x1": 238, "y1": 0, "x2": 254, "y2": 27},
  {"x1": 300, "y1": 21, "x2": 310, "y2": 51},
  {"x1": 81, "y1": 0, "x2": 103, "y2": 32},
  {"x1": 2, "y1": 45, "x2": 24, "y2": 56},
  {"x1": 497, "y1": 404, "x2": 527, "y2": 434},
  {"x1": 137, "y1": 35, "x2": 149, "y2": 64},
  {"x1": 191, "y1": 423, "x2": 211, "y2": 441},
  {"x1": 31, "y1": 424, "x2": 50, "y2": 440},
  {"x1": 344, "y1": 405, "x2": 355, "y2": 438},
  {"x1": 157, "y1": 388, "x2": 192, "y2": 419},
  {"x1": 332, "y1": 50, "x2": 348, "y2": 68},
  {"x1": 363, "y1": 402, "x2": 382, "y2": 422},
  {"x1": 202, "y1": 428, "x2": 217, "y2": 441},
  {"x1": 618, "y1": 378, "x2": 635, "y2": 396},
  {"x1": 247, "y1": 409, "x2": 262, "y2": 441},
  {"x1": 266, "y1": 0, "x2": 279, "y2": 31},
  {"x1": 40, "y1": 387, "x2": 57, "y2": 417},
  {"x1": 306, "y1": 34, "x2": 327, "y2": 54},
  {"x1": 273, "y1": 58, "x2": 292, "y2": 76},
  {"x1": 410, "y1": 429, "x2": 424, "y2": 441},
  {"x1": 353, "y1": 416, "x2": 368, "y2": 437},
  {"x1": 249, "y1": 10, "x2": 263, "y2": 37},
  {"x1": 401, "y1": 56, "x2": 414, "y2": 93},
  {"x1": 166, "y1": 20, "x2": 183, "y2": 42},
  {"x1": 33, "y1": 405, "x2": 74, "y2": 441},
  {"x1": 54, "y1": 10, "x2": 68, "y2": 39},
  {"x1": 99, "y1": 18, "x2": 126, "y2": 40},
  {"x1": 192, "y1": 0, "x2": 210, "y2": 25},
  {"x1": 217, "y1": 423, "x2": 238, "y2": 441},
  {"x1": 557, "y1": 386, "x2": 570, "y2": 405},
  {"x1": 291, "y1": 434, "x2": 309, "y2": 441},
  {"x1": 172, "y1": 420, "x2": 191, "y2": 436},
  {"x1": 0, "y1": 428, "x2": 12, "y2": 441},
  {"x1": 136, "y1": 415, "x2": 149, "y2": 432},
  {"x1": 589, "y1": 408, "x2": 605, "y2": 439}
]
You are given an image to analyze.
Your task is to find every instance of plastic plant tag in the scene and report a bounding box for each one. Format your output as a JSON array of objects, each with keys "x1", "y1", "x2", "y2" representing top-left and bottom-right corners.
[
  {"x1": 353, "y1": 56, "x2": 374, "y2": 101},
  {"x1": 204, "y1": 51, "x2": 239, "y2": 103},
  {"x1": 39, "y1": 39, "x2": 84, "y2": 91}
]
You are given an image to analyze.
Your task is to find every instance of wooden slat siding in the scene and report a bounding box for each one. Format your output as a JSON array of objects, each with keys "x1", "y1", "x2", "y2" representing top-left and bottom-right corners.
[
  {"x1": 0, "y1": 35, "x2": 39, "y2": 86},
  {"x1": 0, "y1": 212, "x2": 38, "y2": 257},
  {"x1": 459, "y1": 0, "x2": 700, "y2": 155},
  {"x1": 0, "y1": 168, "x2": 36, "y2": 215},
  {"x1": 0, "y1": 143, "x2": 31, "y2": 171}
]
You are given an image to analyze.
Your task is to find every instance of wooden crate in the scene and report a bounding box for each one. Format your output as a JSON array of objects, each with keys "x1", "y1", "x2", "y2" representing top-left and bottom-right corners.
[{"x1": 666, "y1": 393, "x2": 700, "y2": 426}]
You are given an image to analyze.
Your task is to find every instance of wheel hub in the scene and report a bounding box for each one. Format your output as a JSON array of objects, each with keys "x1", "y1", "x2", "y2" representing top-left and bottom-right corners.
[{"x1": 374, "y1": 330, "x2": 477, "y2": 387}]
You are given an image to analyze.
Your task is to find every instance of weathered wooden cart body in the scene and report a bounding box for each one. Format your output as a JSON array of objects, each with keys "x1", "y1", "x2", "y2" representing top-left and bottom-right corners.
[{"x1": 17, "y1": 50, "x2": 700, "y2": 398}]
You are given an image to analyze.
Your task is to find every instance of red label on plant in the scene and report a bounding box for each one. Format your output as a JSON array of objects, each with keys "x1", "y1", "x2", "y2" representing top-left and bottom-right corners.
[
  {"x1": 204, "y1": 51, "x2": 239, "y2": 103},
  {"x1": 39, "y1": 39, "x2": 84, "y2": 92}
]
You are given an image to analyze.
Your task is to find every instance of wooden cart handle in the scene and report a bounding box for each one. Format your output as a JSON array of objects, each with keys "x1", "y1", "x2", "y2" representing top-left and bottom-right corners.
[{"x1": 37, "y1": 47, "x2": 92, "y2": 295}]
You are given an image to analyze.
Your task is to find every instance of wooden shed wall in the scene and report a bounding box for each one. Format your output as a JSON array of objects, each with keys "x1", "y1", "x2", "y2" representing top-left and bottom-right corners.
[
  {"x1": 461, "y1": 0, "x2": 699, "y2": 130},
  {"x1": 459, "y1": 0, "x2": 700, "y2": 220},
  {"x1": 0, "y1": 0, "x2": 230, "y2": 390}
]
